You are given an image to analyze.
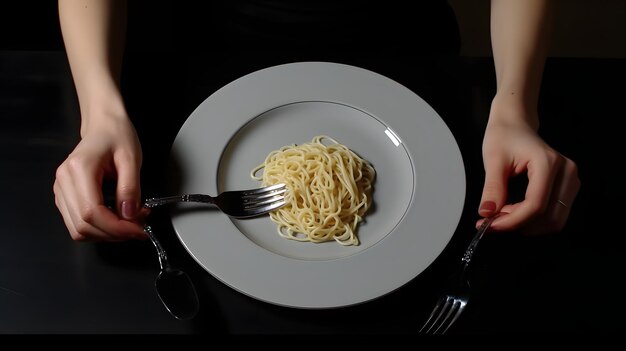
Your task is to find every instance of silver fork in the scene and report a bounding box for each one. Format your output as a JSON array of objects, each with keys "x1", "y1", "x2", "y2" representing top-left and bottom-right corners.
[
  {"x1": 143, "y1": 183, "x2": 287, "y2": 218},
  {"x1": 419, "y1": 215, "x2": 497, "y2": 335}
]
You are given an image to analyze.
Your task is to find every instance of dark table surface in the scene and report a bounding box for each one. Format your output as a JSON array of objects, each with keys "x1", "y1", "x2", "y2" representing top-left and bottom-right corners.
[{"x1": 1, "y1": 50, "x2": 624, "y2": 335}]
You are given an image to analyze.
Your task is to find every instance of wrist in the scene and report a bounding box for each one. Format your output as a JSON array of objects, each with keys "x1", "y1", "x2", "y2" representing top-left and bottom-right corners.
[
  {"x1": 489, "y1": 93, "x2": 540, "y2": 131},
  {"x1": 78, "y1": 87, "x2": 128, "y2": 137}
]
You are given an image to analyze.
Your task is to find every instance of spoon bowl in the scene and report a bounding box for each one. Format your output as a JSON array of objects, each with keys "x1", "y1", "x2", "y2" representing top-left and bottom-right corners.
[
  {"x1": 155, "y1": 267, "x2": 199, "y2": 320},
  {"x1": 144, "y1": 225, "x2": 199, "y2": 320}
]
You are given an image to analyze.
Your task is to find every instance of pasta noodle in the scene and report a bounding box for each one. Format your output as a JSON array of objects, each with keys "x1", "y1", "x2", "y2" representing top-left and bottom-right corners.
[{"x1": 251, "y1": 136, "x2": 375, "y2": 246}]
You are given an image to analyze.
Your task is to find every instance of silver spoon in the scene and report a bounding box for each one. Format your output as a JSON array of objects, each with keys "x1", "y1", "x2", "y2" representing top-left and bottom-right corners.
[{"x1": 143, "y1": 225, "x2": 199, "y2": 320}]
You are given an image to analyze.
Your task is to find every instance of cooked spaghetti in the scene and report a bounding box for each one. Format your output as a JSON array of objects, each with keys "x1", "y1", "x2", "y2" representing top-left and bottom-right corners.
[{"x1": 251, "y1": 136, "x2": 375, "y2": 246}]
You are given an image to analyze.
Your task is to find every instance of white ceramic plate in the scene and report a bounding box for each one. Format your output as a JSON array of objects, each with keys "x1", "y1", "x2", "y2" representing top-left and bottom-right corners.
[{"x1": 169, "y1": 62, "x2": 465, "y2": 309}]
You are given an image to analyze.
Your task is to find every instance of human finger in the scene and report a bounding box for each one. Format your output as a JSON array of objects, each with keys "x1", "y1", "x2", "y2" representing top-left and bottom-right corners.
[
  {"x1": 489, "y1": 155, "x2": 560, "y2": 232},
  {"x1": 114, "y1": 150, "x2": 141, "y2": 220},
  {"x1": 478, "y1": 155, "x2": 509, "y2": 217}
]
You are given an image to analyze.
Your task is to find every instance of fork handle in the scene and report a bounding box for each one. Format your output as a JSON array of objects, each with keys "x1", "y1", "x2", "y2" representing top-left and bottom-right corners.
[
  {"x1": 143, "y1": 225, "x2": 170, "y2": 270},
  {"x1": 461, "y1": 215, "x2": 497, "y2": 268},
  {"x1": 144, "y1": 194, "x2": 214, "y2": 208}
]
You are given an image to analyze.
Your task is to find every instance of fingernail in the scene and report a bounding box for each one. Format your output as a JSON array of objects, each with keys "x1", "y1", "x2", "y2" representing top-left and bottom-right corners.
[
  {"x1": 135, "y1": 232, "x2": 148, "y2": 240},
  {"x1": 479, "y1": 201, "x2": 496, "y2": 215},
  {"x1": 121, "y1": 200, "x2": 136, "y2": 219}
]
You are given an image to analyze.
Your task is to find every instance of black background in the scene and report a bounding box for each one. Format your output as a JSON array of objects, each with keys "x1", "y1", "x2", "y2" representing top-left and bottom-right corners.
[{"x1": 1, "y1": 0, "x2": 625, "y2": 335}]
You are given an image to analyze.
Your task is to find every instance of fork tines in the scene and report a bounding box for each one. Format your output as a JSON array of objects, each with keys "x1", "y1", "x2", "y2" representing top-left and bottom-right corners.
[
  {"x1": 241, "y1": 183, "x2": 286, "y2": 196},
  {"x1": 240, "y1": 183, "x2": 287, "y2": 214},
  {"x1": 241, "y1": 183, "x2": 287, "y2": 202},
  {"x1": 420, "y1": 295, "x2": 467, "y2": 335}
]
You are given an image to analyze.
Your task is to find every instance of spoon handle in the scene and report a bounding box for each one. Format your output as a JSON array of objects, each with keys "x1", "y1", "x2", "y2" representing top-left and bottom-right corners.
[{"x1": 144, "y1": 225, "x2": 169, "y2": 270}]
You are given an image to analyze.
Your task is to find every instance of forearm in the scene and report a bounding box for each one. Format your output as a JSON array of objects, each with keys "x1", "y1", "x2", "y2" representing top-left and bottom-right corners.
[
  {"x1": 58, "y1": 0, "x2": 128, "y2": 132},
  {"x1": 490, "y1": 0, "x2": 554, "y2": 128}
]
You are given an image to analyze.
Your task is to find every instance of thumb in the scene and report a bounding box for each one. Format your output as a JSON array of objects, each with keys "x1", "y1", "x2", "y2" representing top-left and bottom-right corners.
[
  {"x1": 115, "y1": 152, "x2": 141, "y2": 220},
  {"x1": 479, "y1": 158, "x2": 508, "y2": 217}
]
